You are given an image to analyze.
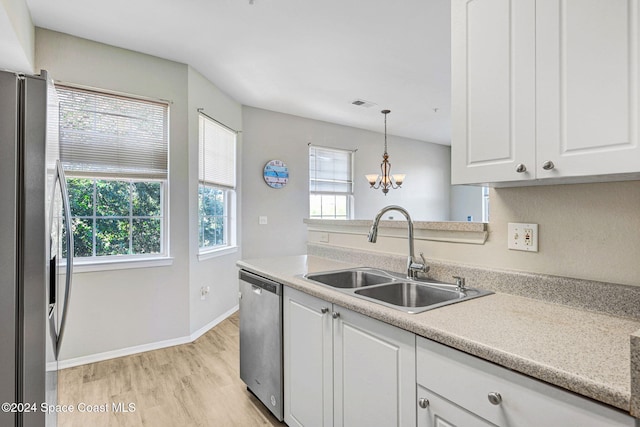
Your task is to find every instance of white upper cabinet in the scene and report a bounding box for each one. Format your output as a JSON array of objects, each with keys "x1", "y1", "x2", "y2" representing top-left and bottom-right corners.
[
  {"x1": 536, "y1": 0, "x2": 640, "y2": 179},
  {"x1": 452, "y1": 0, "x2": 640, "y2": 185},
  {"x1": 452, "y1": 0, "x2": 536, "y2": 185}
]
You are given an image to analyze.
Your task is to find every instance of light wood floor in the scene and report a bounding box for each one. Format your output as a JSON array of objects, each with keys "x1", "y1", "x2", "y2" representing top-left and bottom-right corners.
[{"x1": 58, "y1": 313, "x2": 284, "y2": 426}]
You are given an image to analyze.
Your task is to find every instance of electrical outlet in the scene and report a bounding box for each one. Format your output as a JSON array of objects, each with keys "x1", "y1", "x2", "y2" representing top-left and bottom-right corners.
[
  {"x1": 200, "y1": 286, "x2": 211, "y2": 300},
  {"x1": 508, "y1": 223, "x2": 538, "y2": 252},
  {"x1": 259, "y1": 216, "x2": 268, "y2": 225}
]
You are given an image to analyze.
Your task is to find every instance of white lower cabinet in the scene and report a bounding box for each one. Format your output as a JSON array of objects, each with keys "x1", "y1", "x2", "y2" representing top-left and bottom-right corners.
[
  {"x1": 416, "y1": 337, "x2": 638, "y2": 427},
  {"x1": 417, "y1": 384, "x2": 494, "y2": 427},
  {"x1": 283, "y1": 287, "x2": 333, "y2": 427},
  {"x1": 283, "y1": 286, "x2": 416, "y2": 427},
  {"x1": 283, "y1": 286, "x2": 637, "y2": 427}
]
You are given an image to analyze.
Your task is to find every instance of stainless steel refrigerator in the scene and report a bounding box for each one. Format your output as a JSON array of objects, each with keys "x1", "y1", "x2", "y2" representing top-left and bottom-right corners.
[{"x1": 0, "y1": 70, "x2": 74, "y2": 427}]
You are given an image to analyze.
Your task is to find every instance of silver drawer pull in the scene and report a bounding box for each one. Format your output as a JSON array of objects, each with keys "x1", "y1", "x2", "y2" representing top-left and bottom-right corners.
[
  {"x1": 542, "y1": 160, "x2": 555, "y2": 170},
  {"x1": 320, "y1": 307, "x2": 329, "y2": 314},
  {"x1": 515, "y1": 163, "x2": 527, "y2": 173},
  {"x1": 488, "y1": 392, "x2": 502, "y2": 405},
  {"x1": 418, "y1": 398, "x2": 430, "y2": 409},
  {"x1": 332, "y1": 311, "x2": 340, "y2": 319}
]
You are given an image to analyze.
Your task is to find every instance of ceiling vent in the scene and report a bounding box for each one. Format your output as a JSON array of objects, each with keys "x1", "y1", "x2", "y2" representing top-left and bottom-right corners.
[{"x1": 351, "y1": 99, "x2": 377, "y2": 108}]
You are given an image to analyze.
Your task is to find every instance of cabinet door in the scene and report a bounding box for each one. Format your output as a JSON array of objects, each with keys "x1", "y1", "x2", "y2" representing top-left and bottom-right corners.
[
  {"x1": 333, "y1": 306, "x2": 416, "y2": 427},
  {"x1": 451, "y1": 0, "x2": 536, "y2": 185},
  {"x1": 417, "y1": 385, "x2": 494, "y2": 427},
  {"x1": 536, "y1": 0, "x2": 640, "y2": 179},
  {"x1": 283, "y1": 287, "x2": 333, "y2": 427}
]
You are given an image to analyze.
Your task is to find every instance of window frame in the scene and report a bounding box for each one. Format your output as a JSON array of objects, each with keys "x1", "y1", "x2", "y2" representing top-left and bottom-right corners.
[
  {"x1": 197, "y1": 184, "x2": 237, "y2": 257},
  {"x1": 66, "y1": 177, "x2": 167, "y2": 258},
  {"x1": 482, "y1": 186, "x2": 490, "y2": 222},
  {"x1": 309, "y1": 145, "x2": 355, "y2": 220},
  {"x1": 57, "y1": 84, "x2": 171, "y2": 271},
  {"x1": 197, "y1": 114, "x2": 238, "y2": 258},
  {"x1": 309, "y1": 193, "x2": 354, "y2": 220}
]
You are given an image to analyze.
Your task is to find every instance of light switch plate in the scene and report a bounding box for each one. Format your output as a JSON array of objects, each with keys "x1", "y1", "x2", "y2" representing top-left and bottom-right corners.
[
  {"x1": 259, "y1": 216, "x2": 268, "y2": 225},
  {"x1": 508, "y1": 223, "x2": 538, "y2": 252}
]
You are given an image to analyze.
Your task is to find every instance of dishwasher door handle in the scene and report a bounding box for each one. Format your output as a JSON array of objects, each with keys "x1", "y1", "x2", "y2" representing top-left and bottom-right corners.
[
  {"x1": 252, "y1": 284, "x2": 263, "y2": 295},
  {"x1": 239, "y1": 270, "x2": 282, "y2": 295}
]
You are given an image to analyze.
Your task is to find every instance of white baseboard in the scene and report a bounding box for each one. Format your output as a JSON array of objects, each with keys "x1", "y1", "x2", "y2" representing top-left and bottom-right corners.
[
  {"x1": 57, "y1": 305, "x2": 239, "y2": 370},
  {"x1": 189, "y1": 305, "x2": 239, "y2": 341}
]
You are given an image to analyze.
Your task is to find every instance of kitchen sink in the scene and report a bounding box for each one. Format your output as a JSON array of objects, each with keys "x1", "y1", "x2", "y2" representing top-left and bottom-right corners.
[
  {"x1": 355, "y1": 282, "x2": 462, "y2": 308},
  {"x1": 304, "y1": 268, "x2": 398, "y2": 289},
  {"x1": 302, "y1": 267, "x2": 493, "y2": 314}
]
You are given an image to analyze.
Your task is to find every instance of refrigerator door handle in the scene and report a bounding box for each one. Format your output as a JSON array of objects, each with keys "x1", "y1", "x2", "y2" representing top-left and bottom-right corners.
[
  {"x1": 55, "y1": 160, "x2": 73, "y2": 357},
  {"x1": 48, "y1": 256, "x2": 56, "y2": 319}
]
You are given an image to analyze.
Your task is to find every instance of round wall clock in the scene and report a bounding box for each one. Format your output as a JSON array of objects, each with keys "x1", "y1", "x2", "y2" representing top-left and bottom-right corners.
[{"x1": 263, "y1": 160, "x2": 289, "y2": 188}]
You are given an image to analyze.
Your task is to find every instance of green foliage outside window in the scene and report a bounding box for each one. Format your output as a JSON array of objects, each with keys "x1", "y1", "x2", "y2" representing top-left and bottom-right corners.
[
  {"x1": 67, "y1": 178, "x2": 162, "y2": 258},
  {"x1": 198, "y1": 185, "x2": 226, "y2": 249}
]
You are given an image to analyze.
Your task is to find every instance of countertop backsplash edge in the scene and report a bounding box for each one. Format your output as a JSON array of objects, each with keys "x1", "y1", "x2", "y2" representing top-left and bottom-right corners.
[{"x1": 307, "y1": 242, "x2": 640, "y2": 321}]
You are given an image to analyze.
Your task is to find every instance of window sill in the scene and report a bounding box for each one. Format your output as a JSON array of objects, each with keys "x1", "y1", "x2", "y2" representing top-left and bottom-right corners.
[
  {"x1": 71, "y1": 256, "x2": 174, "y2": 273},
  {"x1": 198, "y1": 245, "x2": 239, "y2": 261}
]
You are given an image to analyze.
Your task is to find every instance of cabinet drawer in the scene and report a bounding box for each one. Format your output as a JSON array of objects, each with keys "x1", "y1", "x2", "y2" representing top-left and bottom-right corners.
[
  {"x1": 417, "y1": 384, "x2": 493, "y2": 427},
  {"x1": 416, "y1": 337, "x2": 636, "y2": 427}
]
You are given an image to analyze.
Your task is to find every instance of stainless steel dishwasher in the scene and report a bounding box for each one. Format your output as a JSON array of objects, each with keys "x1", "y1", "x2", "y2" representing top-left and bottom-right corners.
[{"x1": 239, "y1": 270, "x2": 283, "y2": 421}]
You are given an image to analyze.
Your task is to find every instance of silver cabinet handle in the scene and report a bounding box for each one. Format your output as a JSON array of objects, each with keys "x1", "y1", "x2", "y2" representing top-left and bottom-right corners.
[
  {"x1": 488, "y1": 392, "x2": 502, "y2": 405},
  {"x1": 515, "y1": 163, "x2": 527, "y2": 173},
  {"x1": 542, "y1": 160, "x2": 555, "y2": 170},
  {"x1": 418, "y1": 398, "x2": 430, "y2": 409},
  {"x1": 321, "y1": 307, "x2": 329, "y2": 314},
  {"x1": 332, "y1": 311, "x2": 340, "y2": 319}
]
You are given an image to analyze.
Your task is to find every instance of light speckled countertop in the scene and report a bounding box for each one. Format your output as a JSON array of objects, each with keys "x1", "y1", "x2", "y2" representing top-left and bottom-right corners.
[{"x1": 237, "y1": 255, "x2": 640, "y2": 416}]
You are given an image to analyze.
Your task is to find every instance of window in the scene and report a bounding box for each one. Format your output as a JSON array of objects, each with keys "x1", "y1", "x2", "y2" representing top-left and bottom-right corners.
[
  {"x1": 58, "y1": 86, "x2": 168, "y2": 261},
  {"x1": 309, "y1": 146, "x2": 354, "y2": 219},
  {"x1": 198, "y1": 114, "x2": 237, "y2": 252},
  {"x1": 66, "y1": 179, "x2": 163, "y2": 257},
  {"x1": 482, "y1": 186, "x2": 490, "y2": 222}
]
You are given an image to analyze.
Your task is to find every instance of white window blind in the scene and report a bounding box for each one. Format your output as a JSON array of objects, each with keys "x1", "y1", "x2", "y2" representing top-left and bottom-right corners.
[
  {"x1": 58, "y1": 86, "x2": 168, "y2": 179},
  {"x1": 309, "y1": 146, "x2": 353, "y2": 193},
  {"x1": 199, "y1": 115, "x2": 236, "y2": 189}
]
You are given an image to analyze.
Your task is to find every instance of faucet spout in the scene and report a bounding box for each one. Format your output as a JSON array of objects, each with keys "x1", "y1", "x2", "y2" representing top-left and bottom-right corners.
[
  {"x1": 368, "y1": 205, "x2": 429, "y2": 279},
  {"x1": 367, "y1": 224, "x2": 378, "y2": 243}
]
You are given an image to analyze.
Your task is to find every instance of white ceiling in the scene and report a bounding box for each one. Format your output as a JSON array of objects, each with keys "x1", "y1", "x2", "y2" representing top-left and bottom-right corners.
[{"x1": 25, "y1": 0, "x2": 451, "y2": 144}]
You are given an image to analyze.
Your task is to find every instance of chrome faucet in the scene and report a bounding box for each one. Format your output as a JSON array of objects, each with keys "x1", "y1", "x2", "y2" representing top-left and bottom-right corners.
[{"x1": 367, "y1": 205, "x2": 429, "y2": 279}]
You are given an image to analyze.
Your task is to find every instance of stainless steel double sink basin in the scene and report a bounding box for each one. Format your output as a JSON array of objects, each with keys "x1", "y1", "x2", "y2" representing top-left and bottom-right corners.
[{"x1": 303, "y1": 267, "x2": 492, "y2": 314}]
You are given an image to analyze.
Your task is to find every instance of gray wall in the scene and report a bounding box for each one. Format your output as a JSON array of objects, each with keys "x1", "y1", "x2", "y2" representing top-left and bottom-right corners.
[
  {"x1": 450, "y1": 185, "x2": 484, "y2": 222},
  {"x1": 0, "y1": 0, "x2": 34, "y2": 72},
  {"x1": 241, "y1": 106, "x2": 452, "y2": 259},
  {"x1": 36, "y1": 29, "x2": 242, "y2": 361},
  {"x1": 187, "y1": 67, "x2": 243, "y2": 333},
  {"x1": 310, "y1": 181, "x2": 640, "y2": 287}
]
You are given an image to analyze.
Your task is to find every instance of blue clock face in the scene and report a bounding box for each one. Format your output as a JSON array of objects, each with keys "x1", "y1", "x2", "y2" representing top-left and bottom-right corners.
[{"x1": 263, "y1": 160, "x2": 289, "y2": 188}]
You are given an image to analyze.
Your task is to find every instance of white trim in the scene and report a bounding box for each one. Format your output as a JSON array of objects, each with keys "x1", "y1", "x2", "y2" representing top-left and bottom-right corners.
[
  {"x1": 188, "y1": 305, "x2": 239, "y2": 341},
  {"x1": 72, "y1": 256, "x2": 174, "y2": 273},
  {"x1": 57, "y1": 305, "x2": 239, "y2": 369},
  {"x1": 198, "y1": 245, "x2": 238, "y2": 261}
]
